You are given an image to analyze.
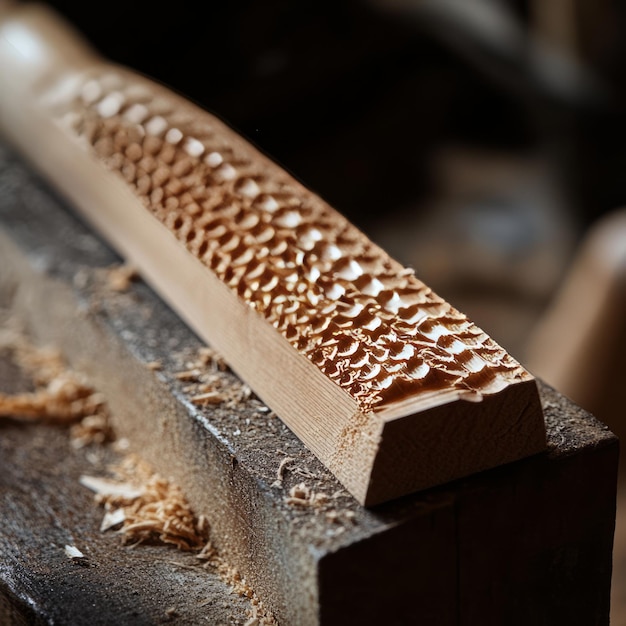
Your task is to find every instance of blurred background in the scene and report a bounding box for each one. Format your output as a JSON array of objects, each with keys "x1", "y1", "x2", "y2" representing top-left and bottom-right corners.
[{"x1": 23, "y1": 0, "x2": 626, "y2": 619}]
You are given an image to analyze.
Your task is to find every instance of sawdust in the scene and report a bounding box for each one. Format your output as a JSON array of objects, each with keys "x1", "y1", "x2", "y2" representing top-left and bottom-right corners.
[
  {"x1": 194, "y1": 345, "x2": 228, "y2": 372},
  {"x1": 279, "y1": 473, "x2": 357, "y2": 536},
  {"x1": 0, "y1": 320, "x2": 113, "y2": 446},
  {"x1": 196, "y1": 542, "x2": 277, "y2": 626},
  {"x1": 82, "y1": 454, "x2": 277, "y2": 624},
  {"x1": 174, "y1": 346, "x2": 259, "y2": 411}
]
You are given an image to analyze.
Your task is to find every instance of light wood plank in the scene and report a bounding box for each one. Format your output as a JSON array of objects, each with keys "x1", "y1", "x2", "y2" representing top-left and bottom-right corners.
[{"x1": 0, "y1": 4, "x2": 546, "y2": 504}]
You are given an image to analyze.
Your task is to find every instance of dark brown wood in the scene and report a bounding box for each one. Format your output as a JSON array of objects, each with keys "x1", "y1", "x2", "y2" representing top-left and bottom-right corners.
[{"x1": 0, "y1": 354, "x2": 253, "y2": 626}]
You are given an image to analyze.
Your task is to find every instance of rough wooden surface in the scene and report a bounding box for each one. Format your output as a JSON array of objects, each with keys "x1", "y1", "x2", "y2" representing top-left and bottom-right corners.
[
  {"x1": 0, "y1": 142, "x2": 618, "y2": 624},
  {"x1": 0, "y1": 352, "x2": 253, "y2": 626},
  {"x1": 0, "y1": 3, "x2": 546, "y2": 505}
]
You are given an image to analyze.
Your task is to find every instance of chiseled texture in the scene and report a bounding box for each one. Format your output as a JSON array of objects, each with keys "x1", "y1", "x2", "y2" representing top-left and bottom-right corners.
[{"x1": 51, "y1": 69, "x2": 531, "y2": 412}]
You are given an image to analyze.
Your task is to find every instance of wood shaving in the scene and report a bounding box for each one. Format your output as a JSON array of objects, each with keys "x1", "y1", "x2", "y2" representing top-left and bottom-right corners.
[
  {"x1": 0, "y1": 318, "x2": 60, "y2": 383},
  {"x1": 105, "y1": 263, "x2": 137, "y2": 292},
  {"x1": 173, "y1": 346, "x2": 259, "y2": 415},
  {"x1": 271, "y1": 456, "x2": 294, "y2": 489},
  {"x1": 146, "y1": 360, "x2": 162, "y2": 371},
  {"x1": 80, "y1": 474, "x2": 144, "y2": 500},
  {"x1": 190, "y1": 391, "x2": 225, "y2": 406},
  {"x1": 292, "y1": 466, "x2": 318, "y2": 480},
  {"x1": 196, "y1": 346, "x2": 227, "y2": 371},
  {"x1": 82, "y1": 455, "x2": 208, "y2": 551},
  {"x1": 0, "y1": 322, "x2": 113, "y2": 445},
  {"x1": 285, "y1": 483, "x2": 329, "y2": 508},
  {"x1": 173, "y1": 347, "x2": 232, "y2": 408},
  {"x1": 71, "y1": 414, "x2": 114, "y2": 449},
  {"x1": 84, "y1": 454, "x2": 276, "y2": 624},
  {"x1": 175, "y1": 369, "x2": 202, "y2": 381},
  {"x1": 0, "y1": 371, "x2": 101, "y2": 422}
]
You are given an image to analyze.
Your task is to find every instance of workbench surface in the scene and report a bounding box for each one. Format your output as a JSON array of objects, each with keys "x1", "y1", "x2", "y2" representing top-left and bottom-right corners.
[{"x1": 0, "y1": 141, "x2": 618, "y2": 625}]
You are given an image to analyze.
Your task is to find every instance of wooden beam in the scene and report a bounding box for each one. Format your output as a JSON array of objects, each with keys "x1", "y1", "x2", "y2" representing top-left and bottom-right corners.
[
  {"x1": 0, "y1": 141, "x2": 616, "y2": 625},
  {"x1": 0, "y1": 4, "x2": 546, "y2": 505}
]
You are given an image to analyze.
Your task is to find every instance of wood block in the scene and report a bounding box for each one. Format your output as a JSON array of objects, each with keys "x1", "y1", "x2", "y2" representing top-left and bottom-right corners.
[
  {"x1": 0, "y1": 4, "x2": 546, "y2": 505},
  {"x1": 0, "y1": 141, "x2": 617, "y2": 625}
]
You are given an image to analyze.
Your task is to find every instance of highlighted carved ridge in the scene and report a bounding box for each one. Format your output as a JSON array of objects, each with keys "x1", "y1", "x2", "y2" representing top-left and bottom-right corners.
[{"x1": 53, "y1": 70, "x2": 531, "y2": 413}]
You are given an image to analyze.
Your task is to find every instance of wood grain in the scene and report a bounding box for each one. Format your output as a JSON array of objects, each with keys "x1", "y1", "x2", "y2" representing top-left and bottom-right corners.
[{"x1": 0, "y1": 4, "x2": 546, "y2": 504}]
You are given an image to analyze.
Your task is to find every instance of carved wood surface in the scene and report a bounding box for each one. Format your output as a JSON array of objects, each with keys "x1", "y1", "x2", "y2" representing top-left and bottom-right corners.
[{"x1": 0, "y1": 4, "x2": 546, "y2": 504}]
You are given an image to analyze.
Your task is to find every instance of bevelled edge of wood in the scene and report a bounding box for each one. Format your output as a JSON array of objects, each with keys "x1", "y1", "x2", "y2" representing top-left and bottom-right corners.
[{"x1": 0, "y1": 6, "x2": 546, "y2": 505}]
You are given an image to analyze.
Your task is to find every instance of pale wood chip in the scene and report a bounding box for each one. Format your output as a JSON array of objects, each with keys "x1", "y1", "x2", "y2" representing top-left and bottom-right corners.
[
  {"x1": 80, "y1": 475, "x2": 144, "y2": 500},
  {"x1": 106, "y1": 263, "x2": 138, "y2": 292},
  {"x1": 190, "y1": 391, "x2": 224, "y2": 405},
  {"x1": 285, "y1": 482, "x2": 329, "y2": 509},
  {"x1": 174, "y1": 369, "x2": 201, "y2": 381},
  {"x1": 64, "y1": 544, "x2": 88, "y2": 562},
  {"x1": 100, "y1": 508, "x2": 126, "y2": 532}
]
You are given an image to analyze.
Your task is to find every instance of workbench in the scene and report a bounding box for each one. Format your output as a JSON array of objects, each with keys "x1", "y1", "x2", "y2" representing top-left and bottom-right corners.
[{"x1": 0, "y1": 141, "x2": 618, "y2": 624}]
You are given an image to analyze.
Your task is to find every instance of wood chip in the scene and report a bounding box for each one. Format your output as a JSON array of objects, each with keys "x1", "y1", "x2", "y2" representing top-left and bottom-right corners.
[
  {"x1": 174, "y1": 369, "x2": 201, "y2": 381},
  {"x1": 106, "y1": 263, "x2": 137, "y2": 292},
  {"x1": 100, "y1": 508, "x2": 126, "y2": 532},
  {"x1": 190, "y1": 392, "x2": 224, "y2": 406},
  {"x1": 285, "y1": 483, "x2": 329, "y2": 508},
  {"x1": 64, "y1": 544, "x2": 88, "y2": 562},
  {"x1": 80, "y1": 475, "x2": 144, "y2": 500}
]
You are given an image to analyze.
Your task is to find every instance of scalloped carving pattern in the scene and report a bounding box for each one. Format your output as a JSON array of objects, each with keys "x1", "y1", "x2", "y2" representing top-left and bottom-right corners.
[{"x1": 52, "y1": 70, "x2": 531, "y2": 411}]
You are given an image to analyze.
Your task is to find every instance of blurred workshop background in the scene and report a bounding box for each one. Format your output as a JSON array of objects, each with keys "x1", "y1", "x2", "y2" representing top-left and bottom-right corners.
[{"x1": 34, "y1": 0, "x2": 626, "y2": 619}]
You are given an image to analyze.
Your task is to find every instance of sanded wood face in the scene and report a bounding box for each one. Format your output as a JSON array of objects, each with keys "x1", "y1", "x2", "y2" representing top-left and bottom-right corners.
[{"x1": 49, "y1": 69, "x2": 532, "y2": 416}]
